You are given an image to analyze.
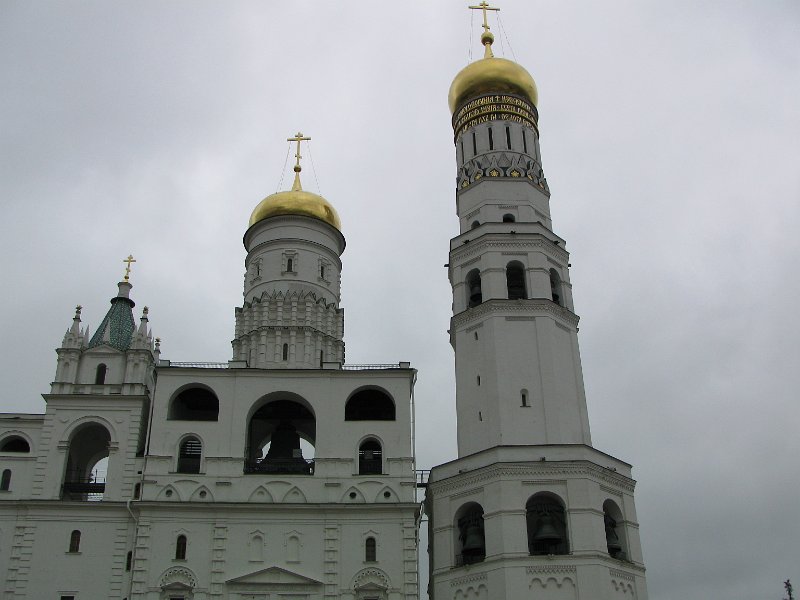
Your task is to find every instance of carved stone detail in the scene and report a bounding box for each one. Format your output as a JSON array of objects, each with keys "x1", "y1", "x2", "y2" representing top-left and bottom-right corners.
[
  {"x1": 450, "y1": 572, "x2": 487, "y2": 587},
  {"x1": 160, "y1": 566, "x2": 197, "y2": 589},
  {"x1": 457, "y1": 151, "x2": 549, "y2": 194}
]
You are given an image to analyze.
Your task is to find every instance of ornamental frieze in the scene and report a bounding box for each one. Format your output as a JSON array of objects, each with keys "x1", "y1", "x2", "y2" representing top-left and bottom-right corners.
[{"x1": 456, "y1": 151, "x2": 549, "y2": 194}]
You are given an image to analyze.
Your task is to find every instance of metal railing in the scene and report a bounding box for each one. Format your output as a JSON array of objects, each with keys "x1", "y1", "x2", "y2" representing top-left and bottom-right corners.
[
  {"x1": 168, "y1": 362, "x2": 229, "y2": 368},
  {"x1": 62, "y1": 471, "x2": 106, "y2": 501},
  {"x1": 243, "y1": 458, "x2": 315, "y2": 475}
]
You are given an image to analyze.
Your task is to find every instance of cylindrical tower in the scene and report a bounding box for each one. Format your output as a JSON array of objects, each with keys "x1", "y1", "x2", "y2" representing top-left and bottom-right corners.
[{"x1": 232, "y1": 134, "x2": 346, "y2": 369}]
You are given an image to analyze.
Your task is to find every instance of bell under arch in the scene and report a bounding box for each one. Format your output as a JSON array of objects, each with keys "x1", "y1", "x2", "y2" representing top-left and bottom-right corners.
[
  {"x1": 526, "y1": 492, "x2": 569, "y2": 555},
  {"x1": 245, "y1": 393, "x2": 316, "y2": 475},
  {"x1": 453, "y1": 502, "x2": 485, "y2": 566}
]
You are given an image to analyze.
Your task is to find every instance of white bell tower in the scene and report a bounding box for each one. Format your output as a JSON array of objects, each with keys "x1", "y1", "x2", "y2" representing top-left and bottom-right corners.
[{"x1": 426, "y1": 4, "x2": 649, "y2": 599}]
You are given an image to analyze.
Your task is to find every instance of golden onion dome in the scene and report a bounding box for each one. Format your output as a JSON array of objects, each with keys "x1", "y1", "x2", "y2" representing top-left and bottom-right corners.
[
  {"x1": 249, "y1": 164, "x2": 341, "y2": 231},
  {"x1": 448, "y1": 31, "x2": 538, "y2": 115}
]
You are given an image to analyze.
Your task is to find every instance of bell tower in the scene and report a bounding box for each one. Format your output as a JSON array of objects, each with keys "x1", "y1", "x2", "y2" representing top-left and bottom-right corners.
[{"x1": 426, "y1": 4, "x2": 648, "y2": 599}]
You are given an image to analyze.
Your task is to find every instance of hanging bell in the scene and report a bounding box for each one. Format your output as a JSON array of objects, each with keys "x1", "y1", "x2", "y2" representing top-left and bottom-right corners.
[
  {"x1": 469, "y1": 284, "x2": 483, "y2": 307},
  {"x1": 461, "y1": 524, "x2": 485, "y2": 553},
  {"x1": 533, "y1": 513, "x2": 562, "y2": 543},
  {"x1": 605, "y1": 515, "x2": 622, "y2": 555},
  {"x1": 267, "y1": 421, "x2": 301, "y2": 459}
]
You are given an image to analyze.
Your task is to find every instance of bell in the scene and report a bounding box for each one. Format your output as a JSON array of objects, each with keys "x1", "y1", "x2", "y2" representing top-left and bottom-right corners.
[
  {"x1": 533, "y1": 514, "x2": 562, "y2": 543},
  {"x1": 469, "y1": 284, "x2": 482, "y2": 307},
  {"x1": 267, "y1": 421, "x2": 301, "y2": 459},
  {"x1": 461, "y1": 524, "x2": 484, "y2": 553},
  {"x1": 605, "y1": 515, "x2": 622, "y2": 555}
]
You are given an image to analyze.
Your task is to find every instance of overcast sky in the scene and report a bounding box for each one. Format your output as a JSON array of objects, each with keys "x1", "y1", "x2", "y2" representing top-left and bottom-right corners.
[{"x1": 1, "y1": 1, "x2": 799, "y2": 599}]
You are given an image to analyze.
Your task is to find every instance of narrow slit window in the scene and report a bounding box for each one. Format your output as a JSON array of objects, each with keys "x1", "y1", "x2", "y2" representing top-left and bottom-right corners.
[
  {"x1": 282, "y1": 343, "x2": 289, "y2": 361},
  {"x1": 521, "y1": 390, "x2": 529, "y2": 407},
  {"x1": 488, "y1": 127, "x2": 494, "y2": 150},
  {"x1": 287, "y1": 258, "x2": 293, "y2": 272},
  {"x1": 472, "y1": 131, "x2": 477, "y2": 155},
  {"x1": 319, "y1": 350, "x2": 324, "y2": 368},
  {"x1": 95, "y1": 363, "x2": 107, "y2": 385},
  {"x1": 460, "y1": 139, "x2": 465, "y2": 161},
  {"x1": 126, "y1": 551, "x2": 132, "y2": 571},
  {"x1": 68, "y1": 530, "x2": 81, "y2": 553},
  {"x1": 0, "y1": 469, "x2": 10, "y2": 491},
  {"x1": 506, "y1": 126, "x2": 512, "y2": 149},
  {"x1": 523, "y1": 130, "x2": 528, "y2": 154},
  {"x1": 365, "y1": 537, "x2": 377, "y2": 562},
  {"x1": 175, "y1": 535, "x2": 187, "y2": 560}
]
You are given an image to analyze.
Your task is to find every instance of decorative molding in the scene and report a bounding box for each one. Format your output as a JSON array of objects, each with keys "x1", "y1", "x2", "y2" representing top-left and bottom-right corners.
[
  {"x1": 352, "y1": 566, "x2": 390, "y2": 590},
  {"x1": 160, "y1": 566, "x2": 197, "y2": 589},
  {"x1": 609, "y1": 568, "x2": 636, "y2": 582},
  {"x1": 451, "y1": 237, "x2": 568, "y2": 264},
  {"x1": 456, "y1": 151, "x2": 549, "y2": 195},
  {"x1": 449, "y1": 572, "x2": 487, "y2": 587},
  {"x1": 526, "y1": 565, "x2": 577, "y2": 575},
  {"x1": 451, "y1": 299, "x2": 580, "y2": 330}
]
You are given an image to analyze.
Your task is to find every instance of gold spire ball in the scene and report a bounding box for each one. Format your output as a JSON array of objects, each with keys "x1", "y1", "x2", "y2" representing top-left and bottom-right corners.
[
  {"x1": 448, "y1": 2, "x2": 538, "y2": 114},
  {"x1": 249, "y1": 133, "x2": 342, "y2": 231}
]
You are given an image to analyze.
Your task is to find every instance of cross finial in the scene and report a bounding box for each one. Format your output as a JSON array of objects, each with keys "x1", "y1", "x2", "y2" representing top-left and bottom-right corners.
[
  {"x1": 123, "y1": 254, "x2": 137, "y2": 282},
  {"x1": 469, "y1": 1, "x2": 500, "y2": 58},
  {"x1": 287, "y1": 132, "x2": 311, "y2": 191}
]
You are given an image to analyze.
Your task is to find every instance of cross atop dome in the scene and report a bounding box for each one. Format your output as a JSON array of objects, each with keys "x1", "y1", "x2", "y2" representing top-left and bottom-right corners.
[
  {"x1": 287, "y1": 132, "x2": 311, "y2": 191},
  {"x1": 469, "y1": 1, "x2": 499, "y2": 58}
]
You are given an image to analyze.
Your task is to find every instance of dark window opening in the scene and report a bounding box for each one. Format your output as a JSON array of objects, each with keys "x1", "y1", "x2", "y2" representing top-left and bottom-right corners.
[
  {"x1": 460, "y1": 139, "x2": 465, "y2": 160},
  {"x1": 133, "y1": 483, "x2": 141, "y2": 499},
  {"x1": 177, "y1": 437, "x2": 202, "y2": 474},
  {"x1": 126, "y1": 550, "x2": 132, "y2": 571},
  {"x1": 523, "y1": 129, "x2": 528, "y2": 154},
  {"x1": 169, "y1": 387, "x2": 219, "y2": 421},
  {"x1": 175, "y1": 534, "x2": 187, "y2": 560},
  {"x1": 246, "y1": 399, "x2": 316, "y2": 475},
  {"x1": 0, "y1": 469, "x2": 10, "y2": 491},
  {"x1": 466, "y1": 269, "x2": 482, "y2": 308},
  {"x1": 506, "y1": 261, "x2": 527, "y2": 300},
  {"x1": 456, "y1": 504, "x2": 485, "y2": 566},
  {"x1": 472, "y1": 131, "x2": 477, "y2": 155},
  {"x1": 488, "y1": 127, "x2": 494, "y2": 150},
  {"x1": 286, "y1": 258, "x2": 293, "y2": 272},
  {"x1": 521, "y1": 390, "x2": 529, "y2": 407},
  {"x1": 471, "y1": 220, "x2": 480, "y2": 230},
  {"x1": 506, "y1": 126, "x2": 512, "y2": 149},
  {"x1": 95, "y1": 363, "x2": 107, "y2": 385},
  {"x1": 0, "y1": 436, "x2": 29, "y2": 453},
  {"x1": 320, "y1": 265, "x2": 325, "y2": 278},
  {"x1": 319, "y1": 350, "x2": 324, "y2": 368},
  {"x1": 502, "y1": 213, "x2": 515, "y2": 223},
  {"x1": 365, "y1": 537, "x2": 377, "y2": 562},
  {"x1": 549, "y1": 268, "x2": 563, "y2": 307},
  {"x1": 358, "y1": 440, "x2": 382, "y2": 475},
  {"x1": 345, "y1": 389, "x2": 396, "y2": 421},
  {"x1": 68, "y1": 530, "x2": 81, "y2": 553},
  {"x1": 527, "y1": 494, "x2": 569, "y2": 555},
  {"x1": 282, "y1": 343, "x2": 289, "y2": 361},
  {"x1": 604, "y1": 499, "x2": 628, "y2": 560}
]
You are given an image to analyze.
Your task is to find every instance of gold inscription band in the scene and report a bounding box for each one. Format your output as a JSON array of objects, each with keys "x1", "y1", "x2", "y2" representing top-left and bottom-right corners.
[{"x1": 452, "y1": 94, "x2": 539, "y2": 139}]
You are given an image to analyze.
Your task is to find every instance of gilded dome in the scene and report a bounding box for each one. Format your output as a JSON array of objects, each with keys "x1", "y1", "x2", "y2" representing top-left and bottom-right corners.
[
  {"x1": 249, "y1": 188, "x2": 341, "y2": 231},
  {"x1": 448, "y1": 32, "x2": 538, "y2": 115}
]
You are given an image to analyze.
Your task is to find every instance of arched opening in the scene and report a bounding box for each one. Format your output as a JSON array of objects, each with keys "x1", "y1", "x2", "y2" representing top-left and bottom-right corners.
[
  {"x1": 63, "y1": 423, "x2": 110, "y2": 501},
  {"x1": 358, "y1": 439, "x2": 383, "y2": 475},
  {"x1": 0, "y1": 469, "x2": 10, "y2": 491},
  {"x1": 68, "y1": 530, "x2": 81, "y2": 553},
  {"x1": 466, "y1": 269, "x2": 482, "y2": 308},
  {"x1": 526, "y1": 493, "x2": 569, "y2": 555},
  {"x1": 286, "y1": 258, "x2": 294, "y2": 272},
  {"x1": 365, "y1": 537, "x2": 377, "y2": 562},
  {"x1": 549, "y1": 268, "x2": 564, "y2": 307},
  {"x1": 282, "y1": 343, "x2": 289, "y2": 361},
  {"x1": 506, "y1": 261, "x2": 527, "y2": 299},
  {"x1": 177, "y1": 437, "x2": 202, "y2": 474},
  {"x1": 345, "y1": 388, "x2": 396, "y2": 421},
  {"x1": 454, "y1": 502, "x2": 485, "y2": 566},
  {"x1": 168, "y1": 386, "x2": 219, "y2": 421},
  {"x1": 502, "y1": 213, "x2": 515, "y2": 223},
  {"x1": 175, "y1": 534, "x2": 187, "y2": 560},
  {"x1": 95, "y1": 363, "x2": 107, "y2": 385},
  {"x1": 0, "y1": 436, "x2": 30, "y2": 453},
  {"x1": 245, "y1": 398, "x2": 316, "y2": 475},
  {"x1": 603, "y1": 499, "x2": 628, "y2": 560},
  {"x1": 471, "y1": 220, "x2": 480, "y2": 230}
]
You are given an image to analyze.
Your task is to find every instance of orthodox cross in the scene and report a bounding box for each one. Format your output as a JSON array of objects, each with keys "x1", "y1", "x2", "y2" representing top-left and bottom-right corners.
[
  {"x1": 288, "y1": 132, "x2": 311, "y2": 171},
  {"x1": 123, "y1": 254, "x2": 136, "y2": 282},
  {"x1": 469, "y1": 1, "x2": 499, "y2": 35}
]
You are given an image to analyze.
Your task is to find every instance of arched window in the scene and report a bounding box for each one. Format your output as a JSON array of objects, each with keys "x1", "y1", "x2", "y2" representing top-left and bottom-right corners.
[
  {"x1": 282, "y1": 343, "x2": 289, "y2": 361},
  {"x1": 63, "y1": 423, "x2": 110, "y2": 501},
  {"x1": 175, "y1": 535, "x2": 187, "y2": 560},
  {"x1": 454, "y1": 503, "x2": 485, "y2": 566},
  {"x1": 502, "y1": 213, "x2": 515, "y2": 223},
  {"x1": 506, "y1": 261, "x2": 527, "y2": 300},
  {"x1": 365, "y1": 537, "x2": 377, "y2": 562},
  {"x1": 246, "y1": 399, "x2": 316, "y2": 475},
  {"x1": 526, "y1": 493, "x2": 569, "y2": 555},
  {"x1": 68, "y1": 530, "x2": 81, "y2": 553},
  {"x1": 0, "y1": 469, "x2": 11, "y2": 491},
  {"x1": 0, "y1": 436, "x2": 30, "y2": 453},
  {"x1": 358, "y1": 440, "x2": 382, "y2": 475},
  {"x1": 169, "y1": 386, "x2": 219, "y2": 421},
  {"x1": 466, "y1": 269, "x2": 482, "y2": 308},
  {"x1": 549, "y1": 268, "x2": 563, "y2": 307},
  {"x1": 471, "y1": 220, "x2": 480, "y2": 229},
  {"x1": 177, "y1": 437, "x2": 202, "y2": 474},
  {"x1": 345, "y1": 389, "x2": 396, "y2": 421},
  {"x1": 95, "y1": 363, "x2": 107, "y2": 385},
  {"x1": 603, "y1": 499, "x2": 628, "y2": 560},
  {"x1": 286, "y1": 258, "x2": 293, "y2": 272}
]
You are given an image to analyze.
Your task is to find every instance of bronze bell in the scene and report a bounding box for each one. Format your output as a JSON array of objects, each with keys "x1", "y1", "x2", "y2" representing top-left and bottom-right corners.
[
  {"x1": 533, "y1": 513, "x2": 562, "y2": 543},
  {"x1": 267, "y1": 421, "x2": 301, "y2": 459},
  {"x1": 469, "y1": 284, "x2": 482, "y2": 306},
  {"x1": 605, "y1": 515, "x2": 622, "y2": 554},
  {"x1": 461, "y1": 524, "x2": 485, "y2": 553}
]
